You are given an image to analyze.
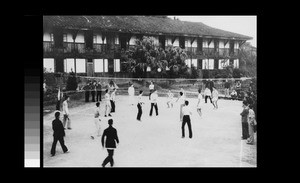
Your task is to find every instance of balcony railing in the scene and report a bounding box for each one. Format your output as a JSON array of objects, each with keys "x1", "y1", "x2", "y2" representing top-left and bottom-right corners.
[
  {"x1": 230, "y1": 49, "x2": 239, "y2": 57},
  {"x1": 185, "y1": 47, "x2": 197, "y2": 55},
  {"x1": 63, "y1": 42, "x2": 86, "y2": 53},
  {"x1": 218, "y1": 48, "x2": 230, "y2": 57},
  {"x1": 93, "y1": 44, "x2": 107, "y2": 53},
  {"x1": 43, "y1": 41, "x2": 54, "y2": 52},
  {"x1": 203, "y1": 47, "x2": 215, "y2": 56}
]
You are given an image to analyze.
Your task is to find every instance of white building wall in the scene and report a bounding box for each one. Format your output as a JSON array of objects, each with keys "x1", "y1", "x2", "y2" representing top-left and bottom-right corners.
[
  {"x1": 76, "y1": 59, "x2": 86, "y2": 73},
  {"x1": 94, "y1": 59, "x2": 104, "y2": 72}
]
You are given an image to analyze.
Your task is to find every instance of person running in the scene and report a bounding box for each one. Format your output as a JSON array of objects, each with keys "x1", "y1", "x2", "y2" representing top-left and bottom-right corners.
[
  {"x1": 240, "y1": 101, "x2": 249, "y2": 140},
  {"x1": 166, "y1": 90, "x2": 174, "y2": 108},
  {"x1": 62, "y1": 95, "x2": 71, "y2": 130},
  {"x1": 149, "y1": 90, "x2": 159, "y2": 116},
  {"x1": 176, "y1": 91, "x2": 186, "y2": 122},
  {"x1": 137, "y1": 90, "x2": 145, "y2": 121},
  {"x1": 204, "y1": 87, "x2": 212, "y2": 104},
  {"x1": 110, "y1": 88, "x2": 116, "y2": 113},
  {"x1": 149, "y1": 81, "x2": 154, "y2": 100},
  {"x1": 196, "y1": 89, "x2": 202, "y2": 117},
  {"x1": 247, "y1": 105, "x2": 256, "y2": 145},
  {"x1": 211, "y1": 87, "x2": 219, "y2": 109},
  {"x1": 181, "y1": 100, "x2": 193, "y2": 139},
  {"x1": 101, "y1": 119, "x2": 119, "y2": 168},
  {"x1": 128, "y1": 84, "x2": 135, "y2": 106},
  {"x1": 91, "y1": 102, "x2": 102, "y2": 140},
  {"x1": 104, "y1": 89, "x2": 112, "y2": 117},
  {"x1": 50, "y1": 111, "x2": 69, "y2": 156}
]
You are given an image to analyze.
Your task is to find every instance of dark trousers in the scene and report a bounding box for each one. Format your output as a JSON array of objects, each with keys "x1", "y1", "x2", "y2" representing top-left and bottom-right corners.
[
  {"x1": 102, "y1": 149, "x2": 114, "y2": 167},
  {"x1": 85, "y1": 91, "x2": 90, "y2": 102},
  {"x1": 91, "y1": 91, "x2": 96, "y2": 102},
  {"x1": 110, "y1": 100, "x2": 115, "y2": 113},
  {"x1": 242, "y1": 122, "x2": 249, "y2": 139},
  {"x1": 137, "y1": 103, "x2": 142, "y2": 120},
  {"x1": 149, "y1": 103, "x2": 158, "y2": 116},
  {"x1": 56, "y1": 100, "x2": 61, "y2": 110},
  {"x1": 205, "y1": 95, "x2": 212, "y2": 103},
  {"x1": 182, "y1": 115, "x2": 192, "y2": 138},
  {"x1": 96, "y1": 91, "x2": 102, "y2": 101},
  {"x1": 50, "y1": 136, "x2": 68, "y2": 155},
  {"x1": 149, "y1": 90, "x2": 153, "y2": 100}
]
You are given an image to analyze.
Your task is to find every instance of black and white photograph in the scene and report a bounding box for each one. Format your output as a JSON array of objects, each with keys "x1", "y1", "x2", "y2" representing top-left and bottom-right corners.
[{"x1": 42, "y1": 15, "x2": 257, "y2": 167}]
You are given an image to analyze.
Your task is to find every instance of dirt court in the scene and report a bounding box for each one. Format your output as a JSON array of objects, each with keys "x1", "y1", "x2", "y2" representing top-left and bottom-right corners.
[{"x1": 43, "y1": 95, "x2": 256, "y2": 167}]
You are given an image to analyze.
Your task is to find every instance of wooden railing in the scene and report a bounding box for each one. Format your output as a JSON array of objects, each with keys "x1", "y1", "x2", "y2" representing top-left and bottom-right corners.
[
  {"x1": 93, "y1": 44, "x2": 107, "y2": 53},
  {"x1": 203, "y1": 47, "x2": 215, "y2": 56},
  {"x1": 63, "y1": 42, "x2": 85, "y2": 53},
  {"x1": 43, "y1": 41, "x2": 54, "y2": 52},
  {"x1": 218, "y1": 48, "x2": 230, "y2": 57}
]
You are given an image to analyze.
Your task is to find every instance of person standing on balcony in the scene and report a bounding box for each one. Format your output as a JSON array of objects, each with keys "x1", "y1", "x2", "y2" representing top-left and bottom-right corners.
[
  {"x1": 96, "y1": 81, "x2": 102, "y2": 102},
  {"x1": 149, "y1": 81, "x2": 154, "y2": 100}
]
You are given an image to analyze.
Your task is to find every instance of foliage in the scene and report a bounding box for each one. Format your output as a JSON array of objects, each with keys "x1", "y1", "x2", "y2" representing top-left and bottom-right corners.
[{"x1": 66, "y1": 71, "x2": 78, "y2": 91}]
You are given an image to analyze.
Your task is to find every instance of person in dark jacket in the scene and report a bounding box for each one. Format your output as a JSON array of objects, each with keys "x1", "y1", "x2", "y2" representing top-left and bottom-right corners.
[
  {"x1": 101, "y1": 119, "x2": 119, "y2": 167},
  {"x1": 96, "y1": 81, "x2": 102, "y2": 102},
  {"x1": 50, "y1": 111, "x2": 68, "y2": 156},
  {"x1": 240, "y1": 101, "x2": 249, "y2": 140},
  {"x1": 83, "y1": 81, "x2": 91, "y2": 102}
]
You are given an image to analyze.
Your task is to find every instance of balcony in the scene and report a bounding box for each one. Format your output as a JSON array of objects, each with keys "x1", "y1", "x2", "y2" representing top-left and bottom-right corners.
[
  {"x1": 230, "y1": 49, "x2": 239, "y2": 57},
  {"x1": 203, "y1": 47, "x2": 215, "y2": 57},
  {"x1": 185, "y1": 47, "x2": 197, "y2": 55},
  {"x1": 218, "y1": 48, "x2": 230, "y2": 57},
  {"x1": 63, "y1": 42, "x2": 86, "y2": 53},
  {"x1": 43, "y1": 41, "x2": 54, "y2": 52},
  {"x1": 93, "y1": 44, "x2": 107, "y2": 53}
]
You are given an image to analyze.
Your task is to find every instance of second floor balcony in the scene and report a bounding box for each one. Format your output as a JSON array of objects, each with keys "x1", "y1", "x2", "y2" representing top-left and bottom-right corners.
[
  {"x1": 63, "y1": 42, "x2": 86, "y2": 53},
  {"x1": 218, "y1": 48, "x2": 230, "y2": 57},
  {"x1": 203, "y1": 47, "x2": 215, "y2": 56},
  {"x1": 43, "y1": 41, "x2": 54, "y2": 52}
]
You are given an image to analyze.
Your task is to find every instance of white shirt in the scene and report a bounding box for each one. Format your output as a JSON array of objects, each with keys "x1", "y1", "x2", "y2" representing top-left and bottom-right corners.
[
  {"x1": 149, "y1": 84, "x2": 154, "y2": 90},
  {"x1": 105, "y1": 93, "x2": 110, "y2": 102},
  {"x1": 212, "y1": 90, "x2": 218, "y2": 99},
  {"x1": 62, "y1": 100, "x2": 69, "y2": 115},
  {"x1": 197, "y1": 94, "x2": 202, "y2": 107},
  {"x1": 150, "y1": 92, "x2": 158, "y2": 103},
  {"x1": 137, "y1": 94, "x2": 143, "y2": 104},
  {"x1": 128, "y1": 86, "x2": 135, "y2": 96},
  {"x1": 110, "y1": 91, "x2": 116, "y2": 101},
  {"x1": 168, "y1": 92, "x2": 174, "y2": 99},
  {"x1": 204, "y1": 88, "x2": 211, "y2": 96},
  {"x1": 178, "y1": 95, "x2": 185, "y2": 105},
  {"x1": 182, "y1": 106, "x2": 192, "y2": 116},
  {"x1": 94, "y1": 107, "x2": 100, "y2": 118}
]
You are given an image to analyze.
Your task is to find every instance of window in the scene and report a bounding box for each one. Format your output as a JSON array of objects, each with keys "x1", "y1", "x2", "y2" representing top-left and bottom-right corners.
[
  {"x1": 114, "y1": 59, "x2": 120, "y2": 72},
  {"x1": 63, "y1": 33, "x2": 73, "y2": 42},
  {"x1": 234, "y1": 41, "x2": 239, "y2": 49},
  {"x1": 185, "y1": 59, "x2": 191, "y2": 68},
  {"x1": 203, "y1": 59, "x2": 214, "y2": 70},
  {"x1": 43, "y1": 58, "x2": 55, "y2": 72},
  {"x1": 104, "y1": 59, "x2": 108, "y2": 72},
  {"x1": 115, "y1": 35, "x2": 119, "y2": 45},
  {"x1": 64, "y1": 58, "x2": 75, "y2": 73},
  {"x1": 43, "y1": 33, "x2": 54, "y2": 42},
  {"x1": 173, "y1": 38, "x2": 179, "y2": 47},
  {"x1": 233, "y1": 59, "x2": 239, "y2": 68},
  {"x1": 76, "y1": 59, "x2": 86, "y2": 73},
  {"x1": 219, "y1": 59, "x2": 229, "y2": 69},
  {"x1": 191, "y1": 59, "x2": 197, "y2": 68},
  {"x1": 94, "y1": 33, "x2": 106, "y2": 44},
  {"x1": 94, "y1": 59, "x2": 104, "y2": 72},
  {"x1": 165, "y1": 37, "x2": 172, "y2": 46},
  {"x1": 219, "y1": 40, "x2": 224, "y2": 48},
  {"x1": 129, "y1": 36, "x2": 137, "y2": 45},
  {"x1": 203, "y1": 40, "x2": 208, "y2": 48},
  {"x1": 208, "y1": 40, "x2": 214, "y2": 48}
]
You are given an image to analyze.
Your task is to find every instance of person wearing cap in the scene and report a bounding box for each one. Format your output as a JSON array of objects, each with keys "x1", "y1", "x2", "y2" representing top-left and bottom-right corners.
[
  {"x1": 101, "y1": 119, "x2": 119, "y2": 167},
  {"x1": 50, "y1": 111, "x2": 69, "y2": 156}
]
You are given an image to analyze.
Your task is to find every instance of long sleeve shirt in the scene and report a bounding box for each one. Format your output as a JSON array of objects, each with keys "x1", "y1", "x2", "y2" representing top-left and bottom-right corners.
[{"x1": 62, "y1": 100, "x2": 69, "y2": 115}]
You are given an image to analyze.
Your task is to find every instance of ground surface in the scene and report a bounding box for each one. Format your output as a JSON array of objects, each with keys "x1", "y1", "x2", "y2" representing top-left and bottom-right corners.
[{"x1": 43, "y1": 95, "x2": 256, "y2": 167}]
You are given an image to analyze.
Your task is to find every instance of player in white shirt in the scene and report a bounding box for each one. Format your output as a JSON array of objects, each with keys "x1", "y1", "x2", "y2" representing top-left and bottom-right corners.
[
  {"x1": 181, "y1": 100, "x2": 193, "y2": 138},
  {"x1": 211, "y1": 87, "x2": 219, "y2": 109},
  {"x1": 91, "y1": 102, "x2": 101, "y2": 139},
  {"x1": 196, "y1": 89, "x2": 203, "y2": 117},
  {"x1": 167, "y1": 90, "x2": 174, "y2": 108},
  {"x1": 110, "y1": 88, "x2": 116, "y2": 113},
  {"x1": 104, "y1": 89, "x2": 112, "y2": 117},
  {"x1": 149, "y1": 81, "x2": 154, "y2": 100},
  {"x1": 128, "y1": 84, "x2": 135, "y2": 105},
  {"x1": 149, "y1": 90, "x2": 158, "y2": 116},
  {"x1": 62, "y1": 95, "x2": 71, "y2": 130},
  {"x1": 176, "y1": 91, "x2": 186, "y2": 121}
]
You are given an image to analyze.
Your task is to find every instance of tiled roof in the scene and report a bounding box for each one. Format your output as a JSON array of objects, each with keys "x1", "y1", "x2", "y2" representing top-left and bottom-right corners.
[{"x1": 43, "y1": 16, "x2": 252, "y2": 40}]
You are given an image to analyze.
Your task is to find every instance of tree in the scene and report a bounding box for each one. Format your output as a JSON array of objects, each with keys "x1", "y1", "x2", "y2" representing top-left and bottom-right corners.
[
  {"x1": 66, "y1": 71, "x2": 78, "y2": 91},
  {"x1": 121, "y1": 36, "x2": 188, "y2": 78}
]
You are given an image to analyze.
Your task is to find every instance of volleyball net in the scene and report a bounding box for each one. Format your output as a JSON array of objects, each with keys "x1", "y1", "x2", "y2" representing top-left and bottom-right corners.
[{"x1": 43, "y1": 73, "x2": 256, "y2": 107}]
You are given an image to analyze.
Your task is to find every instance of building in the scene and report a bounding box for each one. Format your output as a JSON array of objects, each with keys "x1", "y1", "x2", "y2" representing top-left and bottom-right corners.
[{"x1": 43, "y1": 16, "x2": 252, "y2": 77}]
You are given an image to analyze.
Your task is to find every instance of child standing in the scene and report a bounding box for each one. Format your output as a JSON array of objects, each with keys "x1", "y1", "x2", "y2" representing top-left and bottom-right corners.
[
  {"x1": 50, "y1": 111, "x2": 68, "y2": 156},
  {"x1": 91, "y1": 102, "x2": 101, "y2": 140}
]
